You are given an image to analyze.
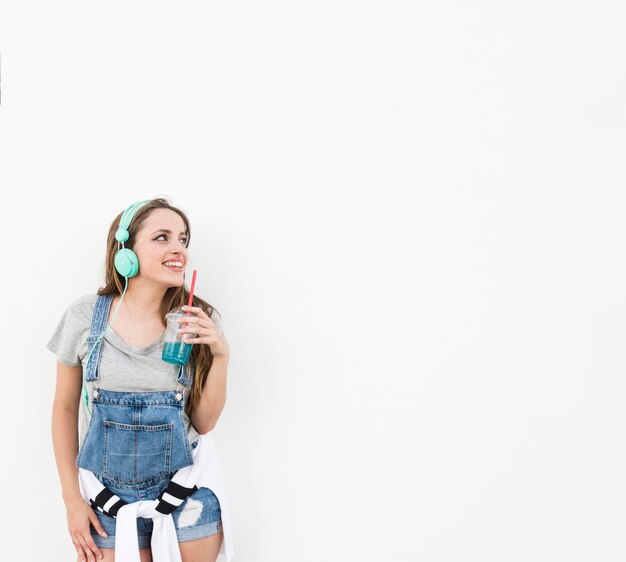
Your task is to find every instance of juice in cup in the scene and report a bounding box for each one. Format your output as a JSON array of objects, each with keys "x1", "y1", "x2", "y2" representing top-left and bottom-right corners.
[{"x1": 162, "y1": 306, "x2": 193, "y2": 365}]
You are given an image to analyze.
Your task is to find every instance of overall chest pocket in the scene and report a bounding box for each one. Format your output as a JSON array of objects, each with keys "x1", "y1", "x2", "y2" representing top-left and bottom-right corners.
[{"x1": 103, "y1": 420, "x2": 174, "y2": 483}]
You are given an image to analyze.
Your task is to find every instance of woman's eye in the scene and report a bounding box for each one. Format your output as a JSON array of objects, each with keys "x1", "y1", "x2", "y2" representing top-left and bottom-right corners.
[{"x1": 154, "y1": 234, "x2": 188, "y2": 244}]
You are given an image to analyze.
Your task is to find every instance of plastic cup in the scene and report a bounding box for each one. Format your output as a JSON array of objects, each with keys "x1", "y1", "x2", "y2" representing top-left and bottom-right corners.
[{"x1": 162, "y1": 306, "x2": 194, "y2": 365}]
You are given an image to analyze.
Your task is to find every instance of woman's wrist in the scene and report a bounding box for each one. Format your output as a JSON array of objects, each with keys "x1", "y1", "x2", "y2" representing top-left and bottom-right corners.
[{"x1": 62, "y1": 488, "x2": 84, "y2": 505}]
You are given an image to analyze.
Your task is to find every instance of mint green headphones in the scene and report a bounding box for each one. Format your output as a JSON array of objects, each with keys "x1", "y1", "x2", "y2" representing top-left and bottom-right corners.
[
  {"x1": 82, "y1": 198, "x2": 154, "y2": 414},
  {"x1": 114, "y1": 199, "x2": 153, "y2": 278}
]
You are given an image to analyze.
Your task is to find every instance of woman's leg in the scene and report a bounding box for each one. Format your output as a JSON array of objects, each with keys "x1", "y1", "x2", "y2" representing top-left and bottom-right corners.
[
  {"x1": 173, "y1": 486, "x2": 223, "y2": 561},
  {"x1": 78, "y1": 547, "x2": 153, "y2": 561},
  {"x1": 179, "y1": 531, "x2": 224, "y2": 562}
]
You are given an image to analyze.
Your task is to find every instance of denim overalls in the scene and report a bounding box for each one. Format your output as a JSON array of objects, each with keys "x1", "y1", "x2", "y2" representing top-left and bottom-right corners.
[{"x1": 76, "y1": 294, "x2": 196, "y2": 490}]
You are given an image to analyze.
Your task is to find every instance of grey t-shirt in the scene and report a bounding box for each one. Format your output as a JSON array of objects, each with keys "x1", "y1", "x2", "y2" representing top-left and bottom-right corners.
[{"x1": 46, "y1": 293, "x2": 224, "y2": 449}]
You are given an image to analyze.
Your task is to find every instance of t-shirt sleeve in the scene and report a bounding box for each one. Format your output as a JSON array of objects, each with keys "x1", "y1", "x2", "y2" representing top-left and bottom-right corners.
[{"x1": 46, "y1": 300, "x2": 92, "y2": 367}]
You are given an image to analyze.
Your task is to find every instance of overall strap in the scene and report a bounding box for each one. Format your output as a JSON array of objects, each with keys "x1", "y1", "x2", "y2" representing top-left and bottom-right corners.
[
  {"x1": 84, "y1": 294, "x2": 114, "y2": 382},
  {"x1": 177, "y1": 355, "x2": 194, "y2": 388}
]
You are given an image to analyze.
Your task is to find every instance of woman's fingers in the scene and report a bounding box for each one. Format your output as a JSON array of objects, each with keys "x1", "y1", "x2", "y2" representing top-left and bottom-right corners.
[
  {"x1": 178, "y1": 313, "x2": 215, "y2": 329},
  {"x1": 85, "y1": 509, "x2": 107, "y2": 559},
  {"x1": 178, "y1": 319, "x2": 218, "y2": 338},
  {"x1": 73, "y1": 534, "x2": 92, "y2": 561},
  {"x1": 67, "y1": 500, "x2": 106, "y2": 560},
  {"x1": 181, "y1": 305, "x2": 210, "y2": 319},
  {"x1": 89, "y1": 511, "x2": 109, "y2": 538},
  {"x1": 74, "y1": 531, "x2": 103, "y2": 561},
  {"x1": 84, "y1": 533, "x2": 104, "y2": 560},
  {"x1": 72, "y1": 536, "x2": 87, "y2": 561}
]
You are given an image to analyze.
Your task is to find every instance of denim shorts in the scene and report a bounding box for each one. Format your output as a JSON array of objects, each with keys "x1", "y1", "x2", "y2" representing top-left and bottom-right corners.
[{"x1": 90, "y1": 462, "x2": 222, "y2": 549}]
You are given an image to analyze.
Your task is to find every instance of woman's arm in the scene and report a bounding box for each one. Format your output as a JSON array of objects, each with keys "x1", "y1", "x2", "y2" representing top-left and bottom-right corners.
[
  {"x1": 51, "y1": 360, "x2": 108, "y2": 561},
  {"x1": 51, "y1": 361, "x2": 83, "y2": 502},
  {"x1": 177, "y1": 304, "x2": 230, "y2": 434},
  {"x1": 190, "y1": 355, "x2": 229, "y2": 434}
]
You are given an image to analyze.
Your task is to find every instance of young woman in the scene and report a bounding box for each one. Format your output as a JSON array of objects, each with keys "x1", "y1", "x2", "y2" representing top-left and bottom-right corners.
[{"x1": 48, "y1": 197, "x2": 232, "y2": 562}]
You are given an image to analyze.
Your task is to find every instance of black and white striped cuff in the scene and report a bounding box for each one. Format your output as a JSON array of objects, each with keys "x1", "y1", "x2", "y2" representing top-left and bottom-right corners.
[
  {"x1": 90, "y1": 488, "x2": 127, "y2": 518},
  {"x1": 155, "y1": 481, "x2": 199, "y2": 515}
]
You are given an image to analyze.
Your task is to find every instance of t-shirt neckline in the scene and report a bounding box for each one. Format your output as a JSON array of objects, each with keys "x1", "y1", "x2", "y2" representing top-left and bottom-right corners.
[
  {"x1": 104, "y1": 326, "x2": 166, "y2": 354},
  {"x1": 102, "y1": 294, "x2": 166, "y2": 354}
]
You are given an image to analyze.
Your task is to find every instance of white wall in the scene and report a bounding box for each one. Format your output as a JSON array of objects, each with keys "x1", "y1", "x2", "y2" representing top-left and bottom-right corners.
[{"x1": 0, "y1": 1, "x2": 614, "y2": 561}]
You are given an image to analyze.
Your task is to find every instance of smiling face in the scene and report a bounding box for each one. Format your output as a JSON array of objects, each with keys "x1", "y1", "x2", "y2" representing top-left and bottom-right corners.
[{"x1": 131, "y1": 208, "x2": 189, "y2": 287}]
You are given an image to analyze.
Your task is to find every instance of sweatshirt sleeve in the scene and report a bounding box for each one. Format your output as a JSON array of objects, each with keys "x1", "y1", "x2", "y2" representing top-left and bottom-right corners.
[{"x1": 46, "y1": 298, "x2": 92, "y2": 367}]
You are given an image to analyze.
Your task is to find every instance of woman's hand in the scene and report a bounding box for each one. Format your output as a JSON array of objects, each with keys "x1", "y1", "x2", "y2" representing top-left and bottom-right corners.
[
  {"x1": 177, "y1": 305, "x2": 230, "y2": 359},
  {"x1": 65, "y1": 496, "x2": 107, "y2": 561}
]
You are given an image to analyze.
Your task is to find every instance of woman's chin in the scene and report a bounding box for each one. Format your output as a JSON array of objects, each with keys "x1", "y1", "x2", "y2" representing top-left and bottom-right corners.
[{"x1": 151, "y1": 273, "x2": 185, "y2": 288}]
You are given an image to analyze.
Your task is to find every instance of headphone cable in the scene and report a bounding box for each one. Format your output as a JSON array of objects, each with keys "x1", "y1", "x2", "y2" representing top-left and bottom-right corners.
[{"x1": 81, "y1": 276, "x2": 129, "y2": 415}]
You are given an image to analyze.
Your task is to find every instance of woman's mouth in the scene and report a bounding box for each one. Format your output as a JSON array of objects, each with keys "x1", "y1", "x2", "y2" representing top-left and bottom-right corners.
[{"x1": 163, "y1": 261, "x2": 184, "y2": 272}]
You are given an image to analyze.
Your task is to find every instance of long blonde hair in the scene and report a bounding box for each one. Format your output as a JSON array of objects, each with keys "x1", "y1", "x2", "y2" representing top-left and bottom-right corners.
[{"x1": 96, "y1": 197, "x2": 220, "y2": 417}]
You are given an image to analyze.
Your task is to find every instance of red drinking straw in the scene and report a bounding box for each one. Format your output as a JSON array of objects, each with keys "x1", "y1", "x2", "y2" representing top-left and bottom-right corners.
[{"x1": 186, "y1": 269, "x2": 198, "y2": 316}]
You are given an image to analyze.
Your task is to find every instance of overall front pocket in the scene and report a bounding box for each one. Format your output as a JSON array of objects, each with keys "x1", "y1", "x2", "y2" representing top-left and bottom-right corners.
[{"x1": 103, "y1": 420, "x2": 173, "y2": 483}]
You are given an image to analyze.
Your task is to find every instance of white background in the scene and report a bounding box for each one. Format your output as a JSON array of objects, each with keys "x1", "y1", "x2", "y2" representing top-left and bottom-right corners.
[{"x1": 0, "y1": 1, "x2": 617, "y2": 561}]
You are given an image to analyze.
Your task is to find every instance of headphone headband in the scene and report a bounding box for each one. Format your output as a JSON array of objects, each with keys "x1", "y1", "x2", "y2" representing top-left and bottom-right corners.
[{"x1": 115, "y1": 199, "x2": 153, "y2": 243}]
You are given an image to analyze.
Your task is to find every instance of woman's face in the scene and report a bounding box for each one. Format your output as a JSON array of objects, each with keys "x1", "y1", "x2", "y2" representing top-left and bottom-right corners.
[{"x1": 132, "y1": 208, "x2": 189, "y2": 287}]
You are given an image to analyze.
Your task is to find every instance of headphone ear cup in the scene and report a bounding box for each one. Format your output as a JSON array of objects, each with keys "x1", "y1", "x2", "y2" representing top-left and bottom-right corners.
[{"x1": 114, "y1": 248, "x2": 140, "y2": 278}]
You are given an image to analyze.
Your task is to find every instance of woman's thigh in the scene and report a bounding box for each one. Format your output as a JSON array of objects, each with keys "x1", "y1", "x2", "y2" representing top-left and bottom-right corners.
[
  {"x1": 78, "y1": 547, "x2": 152, "y2": 562},
  {"x1": 90, "y1": 536, "x2": 222, "y2": 562},
  {"x1": 179, "y1": 531, "x2": 224, "y2": 562}
]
